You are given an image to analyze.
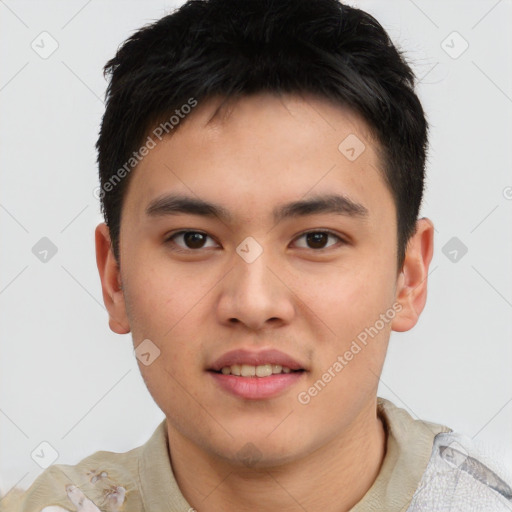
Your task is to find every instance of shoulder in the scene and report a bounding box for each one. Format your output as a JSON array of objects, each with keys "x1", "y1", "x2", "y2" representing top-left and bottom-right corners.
[
  {"x1": 407, "y1": 430, "x2": 512, "y2": 511},
  {"x1": 376, "y1": 398, "x2": 512, "y2": 510},
  {"x1": 0, "y1": 445, "x2": 145, "y2": 512}
]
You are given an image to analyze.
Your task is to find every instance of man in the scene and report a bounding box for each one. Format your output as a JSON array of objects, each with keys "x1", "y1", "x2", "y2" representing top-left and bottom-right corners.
[{"x1": 3, "y1": 0, "x2": 511, "y2": 511}]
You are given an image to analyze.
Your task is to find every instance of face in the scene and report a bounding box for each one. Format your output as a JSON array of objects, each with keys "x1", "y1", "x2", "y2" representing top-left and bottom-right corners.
[{"x1": 96, "y1": 92, "x2": 432, "y2": 467}]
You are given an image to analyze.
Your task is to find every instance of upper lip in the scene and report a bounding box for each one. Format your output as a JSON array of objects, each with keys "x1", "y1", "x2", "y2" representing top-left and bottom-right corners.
[{"x1": 209, "y1": 349, "x2": 306, "y2": 372}]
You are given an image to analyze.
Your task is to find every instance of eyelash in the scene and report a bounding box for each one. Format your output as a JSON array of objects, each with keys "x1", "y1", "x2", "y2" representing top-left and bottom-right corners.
[{"x1": 164, "y1": 229, "x2": 346, "y2": 253}]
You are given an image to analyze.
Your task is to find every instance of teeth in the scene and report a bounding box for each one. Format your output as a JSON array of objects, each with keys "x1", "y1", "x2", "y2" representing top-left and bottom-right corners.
[
  {"x1": 241, "y1": 364, "x2": 256, "y2": 377},
  {"x1": 256, "y1": 364, "x2": 272, "y2": 377},
  {"x1": 219, "y1": 364, "x2": 298, "y2": 377}
]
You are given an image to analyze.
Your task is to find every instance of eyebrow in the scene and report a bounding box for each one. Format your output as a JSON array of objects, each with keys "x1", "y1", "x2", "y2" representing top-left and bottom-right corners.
[{"x1": 145, "y1": 193, "x2": 369, "y2": 223}]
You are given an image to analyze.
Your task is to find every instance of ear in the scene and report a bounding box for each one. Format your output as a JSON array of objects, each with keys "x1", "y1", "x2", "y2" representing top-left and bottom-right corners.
[
  {"x1": 95, "y1": 223, "x2": 131, "y2": 335},
  {"x1": 391, "y1": 217, "x2": 434, "y2": 332}
]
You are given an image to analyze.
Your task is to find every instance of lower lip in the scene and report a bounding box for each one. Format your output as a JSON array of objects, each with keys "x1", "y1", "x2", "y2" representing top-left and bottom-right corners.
[{"x1": 208, "y1": 371, "x2": 305, "y2": 400}]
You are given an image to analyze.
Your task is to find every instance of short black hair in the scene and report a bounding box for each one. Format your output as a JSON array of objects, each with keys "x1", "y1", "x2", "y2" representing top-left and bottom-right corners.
[{"x1": 96, "y1": 0, "x2": 428, "y2": 272}]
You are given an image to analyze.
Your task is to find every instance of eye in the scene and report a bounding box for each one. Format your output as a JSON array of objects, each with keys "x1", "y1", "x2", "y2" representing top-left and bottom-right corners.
[
  {"x1": 165, "y1": 230, "x2": 219, "y2": 251},
  {"x1": 164, "y1": 229, "x2": 346, "y2": 252},
  {"x1": 292, "y1": 230, "x2": 345, "y2": 250}
]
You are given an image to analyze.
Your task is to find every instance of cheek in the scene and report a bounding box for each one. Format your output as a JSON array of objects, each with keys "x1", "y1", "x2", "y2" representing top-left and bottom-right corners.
[
  {"x1": 125, "y1": 273, "x2": 204, "y2": 421},
  {"x1": 296, "y1": 258, "x2": 395, "y2": 382},
  {"x1": 123, "y1": 256, "x2": 209, "y2": 340},
  {"x1": 305, "y1": 265, "x2": 392, "y2": 334},
  {"x1": 122, "y1": 258, "x2": 209, "y2": 373}
]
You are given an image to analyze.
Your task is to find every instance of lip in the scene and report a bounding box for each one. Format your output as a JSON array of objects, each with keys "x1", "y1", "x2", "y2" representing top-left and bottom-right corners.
[
  {"x1": 208, "y1": 348, "x2": 306, "y2": 372},
  {"x1": 207, "y1": 348, "x2": 307, "y2": 400},
  {"x1": 209, "y1": 371, "x2": 305, "y2": 400}
]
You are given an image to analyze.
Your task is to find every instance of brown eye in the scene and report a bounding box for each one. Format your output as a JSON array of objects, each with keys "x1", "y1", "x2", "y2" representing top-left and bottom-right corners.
[
  {"x1": 183, "y1": 232, "x2": 207, "y2": 249},
  {"x1": 306, "y1": 232, "x2": 328, "y2": 249},
  {"x1": 165, "y1": 231, "x2": 219, "y2": 251},
  {"x1": 293, "y1": 230, "x2": 344, "y2": 250}
]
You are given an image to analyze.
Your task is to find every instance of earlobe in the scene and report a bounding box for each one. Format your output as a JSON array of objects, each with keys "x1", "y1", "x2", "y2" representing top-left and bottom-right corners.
[
  {"x1": 95, "y1": 223, "x2": 131, "y2": 335},
  {"x1": 391, "y1": 218, "x2": 434, "y2": 333}
]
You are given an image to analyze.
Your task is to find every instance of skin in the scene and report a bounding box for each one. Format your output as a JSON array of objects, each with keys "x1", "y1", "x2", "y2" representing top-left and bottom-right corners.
[{"x1": 96, "y1": 92, "x2": 434, "y2": 512}]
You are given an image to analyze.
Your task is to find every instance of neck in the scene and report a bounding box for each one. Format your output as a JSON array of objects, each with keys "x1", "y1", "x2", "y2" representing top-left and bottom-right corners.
[{"x1": 166, "y1": 397, "x2": 387, "y2": 512}]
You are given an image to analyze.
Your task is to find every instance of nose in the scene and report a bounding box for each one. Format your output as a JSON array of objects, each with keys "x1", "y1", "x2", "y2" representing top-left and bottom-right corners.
[{"x1": 216, "y1": 248, "x2": 296, "y2": 331}]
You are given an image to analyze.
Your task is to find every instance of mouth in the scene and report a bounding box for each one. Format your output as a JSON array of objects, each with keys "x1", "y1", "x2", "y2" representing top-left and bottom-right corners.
[
  {"x1": 207, "y1": 349, "x2": 307, "y2": 400},
  {"x1": 209, "y1": 364, "x2": 304, "y2": 377}
]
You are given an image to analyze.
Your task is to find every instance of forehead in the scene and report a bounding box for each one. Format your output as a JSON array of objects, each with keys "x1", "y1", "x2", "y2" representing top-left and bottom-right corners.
[{"x1": 122, "y1": 93, "x2": 394, "y2": 227}]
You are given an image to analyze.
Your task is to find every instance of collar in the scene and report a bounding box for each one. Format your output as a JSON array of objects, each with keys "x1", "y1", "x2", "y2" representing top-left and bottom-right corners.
[
  {"x1": 350, "y1": 397, "x2": 451, "y2": 511},
  {"x1": 137, "y1": 398, "x2": 451, "y2": 512}
]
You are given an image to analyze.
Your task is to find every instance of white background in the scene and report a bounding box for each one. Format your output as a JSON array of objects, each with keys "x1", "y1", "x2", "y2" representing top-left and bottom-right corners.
[{"x1": 1, "y1": 0, "x2": 511, "y2": 496}]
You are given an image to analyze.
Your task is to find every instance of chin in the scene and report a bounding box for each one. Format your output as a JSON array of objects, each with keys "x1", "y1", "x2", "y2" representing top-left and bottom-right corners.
[{"x1": 206, "y1": 433, "x2": 308, "y2": 469}]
